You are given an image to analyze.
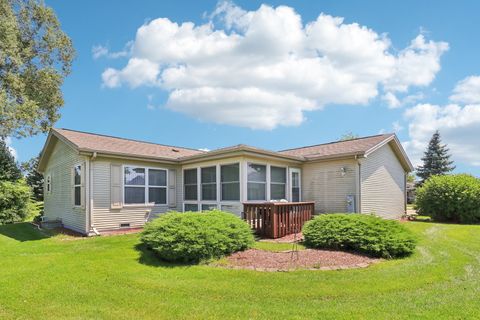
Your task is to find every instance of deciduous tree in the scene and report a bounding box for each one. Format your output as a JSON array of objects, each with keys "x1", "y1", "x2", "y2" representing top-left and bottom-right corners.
[{"x1": 0, "y1": 0, "x2": 75, "y2": 138}]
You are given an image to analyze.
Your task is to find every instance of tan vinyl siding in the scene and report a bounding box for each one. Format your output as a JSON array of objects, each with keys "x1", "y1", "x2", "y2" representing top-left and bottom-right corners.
[
  {"x1": 43, "y1": 139, "x2": 87, "y2": 233},
  {"x1": 361, "y1": 143, "x2": 406, "y2": 219},
  {"x1": 302, "y1": 159, "x2": 358, "y2": 214},
  {"x1": 91, "y1": 158, "x2": 180, "y2": 231}
]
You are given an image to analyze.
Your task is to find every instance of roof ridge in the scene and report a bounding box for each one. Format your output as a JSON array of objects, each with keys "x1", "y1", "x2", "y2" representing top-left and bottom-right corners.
[
  {"x1": 55, "y1": 128, "x2": 205, "y2": 153},
  {"x1": 278, "y1": 133, "x2": 394, "y2": 152}
]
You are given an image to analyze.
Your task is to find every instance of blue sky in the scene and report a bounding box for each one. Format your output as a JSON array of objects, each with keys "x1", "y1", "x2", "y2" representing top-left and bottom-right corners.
[{"x1": 9, "y1": 0, "x2": 480, "y2": 175}]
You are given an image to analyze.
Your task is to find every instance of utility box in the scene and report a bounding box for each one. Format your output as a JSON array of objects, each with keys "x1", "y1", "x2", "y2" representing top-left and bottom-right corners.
[{"x1": 346, "y1": 195, "x2": 356, "y2": 213}]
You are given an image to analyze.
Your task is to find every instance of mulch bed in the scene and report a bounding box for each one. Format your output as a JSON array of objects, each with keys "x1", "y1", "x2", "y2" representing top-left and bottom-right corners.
[{"x1": 222, "y1": 249, "x2": 379, "y2": 272}]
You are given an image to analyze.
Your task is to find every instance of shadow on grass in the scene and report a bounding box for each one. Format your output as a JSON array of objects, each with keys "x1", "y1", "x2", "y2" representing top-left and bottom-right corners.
[
  {"x1": 134, "y1": 243, "x2": 197, "y2": 268},
  {"x1": 0, "y1": 222, "x2": 50, "y2": 242}
]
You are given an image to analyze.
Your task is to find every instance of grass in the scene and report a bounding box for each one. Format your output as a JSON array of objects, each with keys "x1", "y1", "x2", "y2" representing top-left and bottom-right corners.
[
  {"x1": 253, "y1": 240, "x2": 306, "y2": 252},
  {"x1": 1, "y1": 222, "x2": 480, "y2": 319}
]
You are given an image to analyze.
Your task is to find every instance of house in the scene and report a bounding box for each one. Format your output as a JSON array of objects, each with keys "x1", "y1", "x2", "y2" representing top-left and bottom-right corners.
[{"x1": 38, "y1": 128, "x2": 413, "y2": 235}]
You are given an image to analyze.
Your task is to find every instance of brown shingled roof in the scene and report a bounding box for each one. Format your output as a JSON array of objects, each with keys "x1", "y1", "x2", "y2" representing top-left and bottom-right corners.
[
  {"x1": 53, "y1": 128, "x2": 205, "y2": 160},
  {"x1": 279, "y1": 134, "x2": 395, "y2": 159}
]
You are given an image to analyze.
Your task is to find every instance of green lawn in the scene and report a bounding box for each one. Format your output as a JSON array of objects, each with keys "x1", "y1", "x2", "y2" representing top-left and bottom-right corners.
[{"x1": 1, "y1": 222, "x2": 479, "y2": 319}]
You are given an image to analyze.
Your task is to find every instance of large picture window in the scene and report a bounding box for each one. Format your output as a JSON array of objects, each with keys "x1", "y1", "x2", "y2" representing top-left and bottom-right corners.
[
  {"x1": 124, "y1": 166, "x2": 167, "y2": 205},
  {"x1": 270, "y1": 166, "x2": 286, "y2": 200},
  {"x1": 74, "y1": 165, "x2": 81, "y2": 206},
  {"x1": 201, "y1": 166, "x2": 216, "y2": 201},
  {"x1": 221, "y1": 163, "x2": 240, "y2": 201},
  {"x1": 247, "y1": 163, "x2": 266, "y2": 201},
  {"x1": 183, "y1": 168, "x2": 198, "y2": 201}
]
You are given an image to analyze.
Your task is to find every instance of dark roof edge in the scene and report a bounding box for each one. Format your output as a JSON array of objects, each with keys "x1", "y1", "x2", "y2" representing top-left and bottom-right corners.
[
  {"x1": 278, "y1": 133, "x2": 394, "y2": 152},
  {"x1": 56, "y1": 128, "x2": 206, "y2": 153}
]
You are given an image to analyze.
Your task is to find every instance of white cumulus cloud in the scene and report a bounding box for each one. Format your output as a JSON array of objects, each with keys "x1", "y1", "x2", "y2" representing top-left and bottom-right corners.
[
  {"x1": 101, "y1": 1, "x2": 448, "y2": 129},
  {"x1": 404, "y1": 75, "x2": 480, "y2": 167},
  {"x1": 450, "y1": 75, "x2": 480, "y2": 104},
  {"x1": 92, "y1": 41, "x2": 133, "y2": 59},
  {"x1": 403, "y1": 100, "x2": 480, "y2": 167}
]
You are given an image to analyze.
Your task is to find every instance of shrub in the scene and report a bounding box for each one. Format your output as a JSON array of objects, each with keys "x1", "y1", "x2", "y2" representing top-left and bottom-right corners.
[
  {"x1": 140, "y1": 210, "x2": 254, "y2": 263},
  {"x1": 302, "y1": 214, "x2": 416, "y2": 258},
  {"x1": 0, "y1": 179, "x2": 33, "y2": 224},
  {"x1": 415, "y1": 174, "x2": 480, "y2": 224}
]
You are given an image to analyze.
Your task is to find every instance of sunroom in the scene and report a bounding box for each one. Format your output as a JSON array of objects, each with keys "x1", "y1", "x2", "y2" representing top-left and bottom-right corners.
[{"x1": 180, "y1": 157, "x2": 302, "y2": 216}]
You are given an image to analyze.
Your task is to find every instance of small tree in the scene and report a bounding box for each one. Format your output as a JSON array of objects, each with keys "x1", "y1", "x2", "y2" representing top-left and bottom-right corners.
[
  {"x1": 416, "y1": 174, "x2": 480, "y2": 223},
  {"x1": 406, "y1": 173, "x2": 416, "y2": 183},
  {"x1": 416, "y1": 131, "x2": 455, "y2": 183},
  {"x1": 0, "y1": 138, "x2": 22, "y2": 182},
  {"x1": 339, "y1": 132, "x2": 359, "y2": 141},
  {"x1": 22, "y1": 154, "x2": 43, "y2": 201}
]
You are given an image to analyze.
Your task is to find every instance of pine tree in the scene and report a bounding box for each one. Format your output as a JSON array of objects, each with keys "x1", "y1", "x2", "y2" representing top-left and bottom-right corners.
[
  {"x1": 416, "y1": 131, "x2": 455, "y2": 183},
  {"x1": 0, "y1": 138, "x2": 22, "y2": 182},
  {"x1": 21, "y1": 154, "x2": 44, "y2": 201}
]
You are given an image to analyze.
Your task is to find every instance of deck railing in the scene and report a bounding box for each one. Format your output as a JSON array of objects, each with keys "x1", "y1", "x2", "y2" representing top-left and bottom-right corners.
[{"x1": 242, "y1": 202, "x2": 315, "y2": 239}]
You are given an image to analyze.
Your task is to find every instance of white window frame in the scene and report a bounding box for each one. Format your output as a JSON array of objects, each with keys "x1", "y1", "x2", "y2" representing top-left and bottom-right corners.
[
  {"x1": 183, "y1": 168, "x2": 198, "y2": 201},
  {"x1": 201, "y1": 203, "x2": 218, "y2": 211},
  {"x1": 200, "y1": 165, "x2": 217, "y2": 201},
  {"x1": 181, "y1": 162, "x2": 241, "y2": 211},
  {"x1": 122, "y1": 165, "x2": 168, "y2": 206},
  {"x1": 183, "y1": 203, "x2": 199, "y2": 212},
  {"x1": 270, "y1": 166, "x2": 287, "y2": 201},
  {"x1": 220, "y1": 163, "x2": 240, "y2": 201},
  {"x1": 73, "y1": 164, "x2": 82, "y2": 207},
  {"x1": 290, "y1": 168, "x2": 302, "y2": 202},
  {"x1": 246, "y1": 162, "x2": 268, "y2": 202}
]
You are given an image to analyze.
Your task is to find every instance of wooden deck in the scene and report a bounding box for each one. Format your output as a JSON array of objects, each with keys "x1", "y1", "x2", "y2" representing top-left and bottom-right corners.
[{"x1": 242, "y1": 202, "x2": 314, "y2": 239}]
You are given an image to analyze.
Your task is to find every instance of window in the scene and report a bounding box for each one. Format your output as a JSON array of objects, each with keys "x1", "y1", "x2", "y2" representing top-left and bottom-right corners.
[
  {"x1": 74, "y1": 165, "x2": 81, "y2": 206},
  {"x1": 201, "y1": 204, "x2": 217, "y2": 211},
  {"x1": 247, "y1": 163, "x2": 266, "y2": 201},
  {"x1": 291, "y1": 170, "x2": 301, "y2": 202},
  {"x1": 124, "y1": 166, "x2": 167, "y2": 205},
  {"x1": 46, "y1": 174, "x2": 51, "y2": 194},
  {"x1": 148, "y1": 169, "x2": 167, "y2": 204},
  {"x1": 270, "y1": 166, "x2": 286, "y2": 200},
  {"x1": 184, "y1": 203, "x2": 199, "y2": 212},
  {"x1": 201, "y1": 166, "x2": 216, "y2": 201},
  {"x1": 183, "y1": 169, "x2": 198, "y2": 200},
  {"x1": 221, "y1": 205, "x2": 237, "y2": 214},
  {"x1": 221, "y1": 163, "x2": 240, "y2": 201}
]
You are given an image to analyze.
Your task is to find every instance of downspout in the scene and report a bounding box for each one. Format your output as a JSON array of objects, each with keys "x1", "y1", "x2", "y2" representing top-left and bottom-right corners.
[
  {"x1": 404, "y1": 172, "x2": 407, "y2": 215},
  {"x1": 356, "y1": 155, "x2": 362, "y2": 214},
  {"x1": 89, "y1": 152, "x2": 100, "y2": 236}
]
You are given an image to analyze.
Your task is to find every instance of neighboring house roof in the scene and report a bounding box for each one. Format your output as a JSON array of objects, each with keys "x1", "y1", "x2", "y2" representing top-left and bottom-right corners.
[{"x1": 38, "y1": 128, "x2": 413, "y2": 172}]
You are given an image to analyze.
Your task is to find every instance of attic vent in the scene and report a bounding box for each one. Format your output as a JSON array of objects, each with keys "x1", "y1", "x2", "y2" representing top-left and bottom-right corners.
[
  {"x1": 172, "y1": 148, "x2": 180, "y2": 152},
  {"x1": 120, "y1": 223, "x2": 130, "y2": 228}
]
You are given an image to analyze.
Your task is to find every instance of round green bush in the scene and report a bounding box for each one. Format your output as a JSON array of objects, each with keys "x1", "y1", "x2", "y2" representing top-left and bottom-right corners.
[
  {"x1": 416, "y1": 174, "x2": 480, "y2": 224},
  {"x1": 140, "y1": 210, "x2": 254, "y2": 263},
  {"x1": 302, "y1": 214, "x2": 416, "y2": 258},
  {"x1": 0, "y1": 179, "x2": 32, "y2": 224}
]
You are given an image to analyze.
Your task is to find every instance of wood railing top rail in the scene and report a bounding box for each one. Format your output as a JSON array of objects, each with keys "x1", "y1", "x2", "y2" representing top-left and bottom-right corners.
[{"x1": 243, "y1": 201, "x2": 315, "y2": 206}]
